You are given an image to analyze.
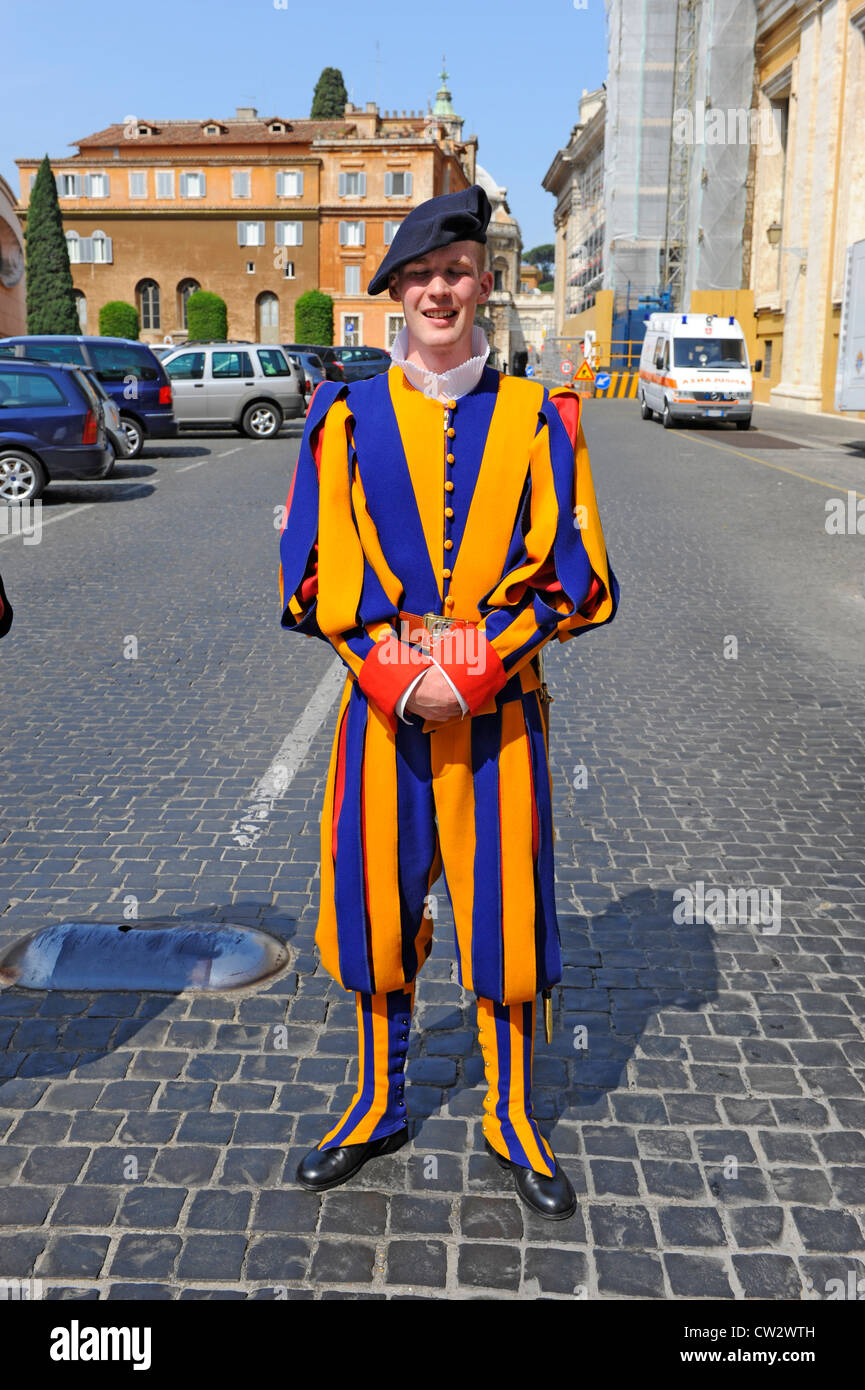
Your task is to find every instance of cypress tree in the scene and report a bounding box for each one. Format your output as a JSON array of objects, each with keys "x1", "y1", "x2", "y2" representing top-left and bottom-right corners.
[
  {"x1": 310, "y1": 68, "x2": 348, "y2": 120},
  {"x1": 25, "y1": 155, "x2": 81, "y2": 333}
]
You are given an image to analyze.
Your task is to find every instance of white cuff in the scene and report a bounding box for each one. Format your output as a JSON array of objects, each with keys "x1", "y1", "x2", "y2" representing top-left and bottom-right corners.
[
  {"x1": 394, "y1": 669, "x2": 429, "y2": 723},
  {"x1": 393, "y1": 658, "x2": 469, "y2": 721},
  {"x1": 429, "y1": 656, "x2": 469, "y2": 716}
]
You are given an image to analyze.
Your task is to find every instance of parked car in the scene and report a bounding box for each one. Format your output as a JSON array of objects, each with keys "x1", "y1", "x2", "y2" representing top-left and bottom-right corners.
[
  {"x1": 161, "y1": 342, "x2": 305, "y2": 438},
  {"x1": 0, "y1": 358, "x2": 113, "y2": 502},
  {"x1": 285, "y1": 350, "x2": 326, "y2": 403},
  {"x1": 282, "y1": 344, "x2": 346, "y2": 383},
  {"x1": 77, "y1": 367, "x2": 130, "y2": 468},
  {"x1": 0, "y1": 335, "x2": 178, "y2": 458},
  {"x1": 332, "y1": 345, "x2": 392, "y2": 383},
  {"x1": 0, "y1": 352, "x2": 129, "y2": 471}
]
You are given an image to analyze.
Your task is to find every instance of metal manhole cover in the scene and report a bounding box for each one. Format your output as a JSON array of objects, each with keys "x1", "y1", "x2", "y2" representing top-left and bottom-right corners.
[{"x1": 0, "y1": 920, "x2": 290, "y2": 992}]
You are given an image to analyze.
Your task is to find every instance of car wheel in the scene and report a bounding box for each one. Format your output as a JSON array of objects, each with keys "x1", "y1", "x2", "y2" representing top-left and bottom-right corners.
[
  {"x1": 640, "y1": 393, "x2": 653, "y2": 420},
  {"x1": 0, "y1": 448, "x2": 47, "y2": 504},
  {"x1": 735, "y1": 416, "x2": 752, "y2": 431},
  {"x1": 120, "y1": 415, "x2": 143, "y2": 458},
  {"x1": 662, "y1": 400, "x2": 676, "y2": 429},
  {"x1": 242, "y1": 402, "x2": 283, "y2": 439}
]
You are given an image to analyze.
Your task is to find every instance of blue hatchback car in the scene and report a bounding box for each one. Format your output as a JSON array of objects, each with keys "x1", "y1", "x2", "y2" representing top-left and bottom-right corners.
[
  {"x1": 0, "y1": 358, "x2": 113, "y2": 502},
  {"x1": 0, "y1": 336, "x2": 177, "y2": 458}
]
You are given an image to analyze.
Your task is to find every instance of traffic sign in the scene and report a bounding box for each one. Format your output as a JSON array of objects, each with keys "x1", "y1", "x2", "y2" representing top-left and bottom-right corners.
[
  {"x1": 573, "y1": 360, "x2": 595, "y2": 382},
  {"x1": 595, "y1": 371, "x2": 611, "y2": 390},
  {"x1": 560, "y1": 360, "x2": 573, "y2": 374},
  {"x1": 525, "y1": 365, "x2": 535, "y2": 377}
]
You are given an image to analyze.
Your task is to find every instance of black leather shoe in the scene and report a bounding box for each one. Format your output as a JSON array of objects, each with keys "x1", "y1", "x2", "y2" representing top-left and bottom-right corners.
[
  {"x1": 296, "y1": 1126, "x2": 409, "y2": 1191},
  {"x1": 484, "y1": 1137, "x2": 577, "y2": 1220}
]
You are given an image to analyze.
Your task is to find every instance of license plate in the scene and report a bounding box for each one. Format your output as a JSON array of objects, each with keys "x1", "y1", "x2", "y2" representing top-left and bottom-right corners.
[{"x1": 706, "y1": 409, "x2": 723, "y2": 417}]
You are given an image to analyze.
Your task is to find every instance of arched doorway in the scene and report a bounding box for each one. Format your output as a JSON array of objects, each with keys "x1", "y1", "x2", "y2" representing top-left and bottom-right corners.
[{"x1": 256, "y1": 292, "x2": 279, "y2": 343}]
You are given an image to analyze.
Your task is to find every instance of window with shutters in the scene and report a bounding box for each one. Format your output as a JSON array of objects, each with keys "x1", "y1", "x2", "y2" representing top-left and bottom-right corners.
[
  {"x1": 344, "y1": 264, "x2": 361, "y2": 295},
  {"x1": 383, "y1": 220, "x2": 402, "y2": 246},
  {"x1": 384, "y1": 171, "x2": 412, "y2": 197},
  {"x1": 232, "y1": 170, "x2": 251, "y2": 198},
  {"x1": 129, "y1": 171, "x2": 147, "y2": 198},
  {"x1": 386, "y1": 314, "x2": 404, "y2": 348},
  {"x1": 338, "y1": 171, "x2": 366, "y2": 197},
  {"x1": 238, "y1": 222, "x2": 265, "y2": 247},
  {"x1": 91, "y1": 230, "x2": 112, "y2": 264},
  {"x1": 155, "y1": 170, "x2": 175, "y2": 199},
  {"x1": 66, "y1": 231, "x2": 81, "y2": 264},
  {"x1": 56, "y1": 173, "x2": 81, "y2": 197},
  {"x1": 277, "y1": 170, "x2": 304, "y2": 197},
  {"x1": 275, "y1": 222, "x2": 302, "y2": 246},
  {"x1": 338, "y1": 220, "x2": 365, "y2": 247},
  {"x1": 283, "y1": 261, "x2": 295, "y2": 279},
  {"x1": 86, "y1": 172, "x2": 109, "y2": 197},
  {"x1": 180, "y1": 171, "x2": 205, "y2": 198}
]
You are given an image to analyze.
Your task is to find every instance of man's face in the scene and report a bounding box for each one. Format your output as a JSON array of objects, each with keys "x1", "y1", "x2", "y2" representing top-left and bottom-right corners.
[{"x1": 388, "y1": 241, "x2": 494, "y2": 351}]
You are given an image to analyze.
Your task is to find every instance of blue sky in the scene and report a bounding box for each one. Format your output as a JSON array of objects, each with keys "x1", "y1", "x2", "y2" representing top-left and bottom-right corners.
[{"x1": 3, "y1": 0, "x2": 609, "y2": 255}]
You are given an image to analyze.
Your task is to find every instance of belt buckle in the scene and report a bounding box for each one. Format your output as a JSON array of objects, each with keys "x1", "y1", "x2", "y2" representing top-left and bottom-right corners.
[{"x1": 422, "y1": 612, "x2": 453, "y2": 638}]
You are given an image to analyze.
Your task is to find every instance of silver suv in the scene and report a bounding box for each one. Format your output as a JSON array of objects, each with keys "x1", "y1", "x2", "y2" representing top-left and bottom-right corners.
[{"x1": 162, "y1": 342, "x2": 305, "y2": 439}]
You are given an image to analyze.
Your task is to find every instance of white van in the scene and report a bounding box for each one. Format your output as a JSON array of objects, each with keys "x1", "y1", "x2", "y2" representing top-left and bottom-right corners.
[{"x1": 638, "y1": 312, "x2": 760, "y2": 430}]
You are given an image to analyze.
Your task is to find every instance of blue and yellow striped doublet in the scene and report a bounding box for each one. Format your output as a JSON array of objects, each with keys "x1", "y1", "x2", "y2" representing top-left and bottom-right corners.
[{"x1": 279, "y1": 364, "x2": 619, "y2": 1007}]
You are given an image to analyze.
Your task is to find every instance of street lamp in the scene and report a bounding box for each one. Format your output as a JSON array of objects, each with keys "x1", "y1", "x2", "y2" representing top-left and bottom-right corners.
[{"x1": 766, "y1": 221, "x2": 807, "y2": 270}]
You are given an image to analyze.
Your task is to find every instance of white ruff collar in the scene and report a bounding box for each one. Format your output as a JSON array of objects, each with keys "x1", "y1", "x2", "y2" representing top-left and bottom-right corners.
[{"x1": 389, "y1": 324, "x2": 490, "y2": 402}]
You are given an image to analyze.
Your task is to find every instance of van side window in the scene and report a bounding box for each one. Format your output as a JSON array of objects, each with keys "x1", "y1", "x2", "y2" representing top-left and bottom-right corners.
[{"x1": 662, "y1": 340, "x2": 670, "y2": 371}]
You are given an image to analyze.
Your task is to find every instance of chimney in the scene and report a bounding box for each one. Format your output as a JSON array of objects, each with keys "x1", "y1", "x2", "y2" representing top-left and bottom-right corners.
[{"x1": 235, "y1": 106, "x2": 258, "y2": 121}]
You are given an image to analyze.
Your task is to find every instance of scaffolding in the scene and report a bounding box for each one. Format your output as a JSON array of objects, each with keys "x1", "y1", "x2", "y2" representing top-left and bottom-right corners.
[{"x1": 603, "y1": 0, "x2": 757, "y2": 317}]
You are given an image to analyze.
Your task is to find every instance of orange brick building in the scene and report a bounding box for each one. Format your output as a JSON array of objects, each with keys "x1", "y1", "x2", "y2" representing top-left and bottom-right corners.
[{"x1": 15, "y1": 83, "x2": 477, "y2": 350}]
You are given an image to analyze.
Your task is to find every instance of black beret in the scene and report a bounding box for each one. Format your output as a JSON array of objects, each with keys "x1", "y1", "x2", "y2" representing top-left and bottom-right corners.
[{"x1": 367, "y1": 184, "x2": 492, "y2": 295}]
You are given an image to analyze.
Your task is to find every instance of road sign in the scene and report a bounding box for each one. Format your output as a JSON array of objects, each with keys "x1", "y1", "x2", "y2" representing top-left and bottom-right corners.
[
  {"x1": 560, "y1": 360, "x2": 573, "y2": 374},
  {"x1": 595, "y1": 371, "x2": 611, "y2": 390},
  {"x1": 525, "y1": 365, "x2": 535, "y2": 377},
  {"x1": 573, "y1": 360, "x2": 595, "y2": 382}
]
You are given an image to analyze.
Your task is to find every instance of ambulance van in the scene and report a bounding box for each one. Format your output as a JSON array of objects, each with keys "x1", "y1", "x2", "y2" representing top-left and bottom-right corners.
[{"x1": 638, "y1": 312, "x2": 761, "y2": 429}]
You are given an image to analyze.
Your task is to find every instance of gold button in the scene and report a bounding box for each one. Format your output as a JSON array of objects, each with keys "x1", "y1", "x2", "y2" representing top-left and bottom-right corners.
[
  {"x1": 447, "y1": 427, "x2": 455, "y2": 438},
  {"x1": 444, "y1": 539, "x2": 453, "y2": 550},
  {"x1": 448, "y1": 399, "x2": 457, "y2": 410},
  {"x1": 445, "y1": 596, "x2": 455, "y2": 610},
  {"x1": 442, "y1": 567, "x2": 452, "y2": 578},
  {"x1": 445, "y1": 507, "x2": 454, "y2": 518},
  {"x1": 444, "y1": 480, "x2": 454, "y2": 492},
  {"x1": 446, "y1": 453, "x2": 455, "y2": 463}
]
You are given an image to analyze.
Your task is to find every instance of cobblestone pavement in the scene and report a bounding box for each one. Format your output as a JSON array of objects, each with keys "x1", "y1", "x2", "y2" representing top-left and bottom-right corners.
[{"x1": 0, "y1": 404, "x2": 863, "y2": 1300}]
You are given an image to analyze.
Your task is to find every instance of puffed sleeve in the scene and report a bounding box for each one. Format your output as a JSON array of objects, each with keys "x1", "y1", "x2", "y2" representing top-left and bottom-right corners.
[
  {"x1": 279, "y1": 381, "x2": 436, "y2": 722},
  {"x1": 433, "y1": 386, "x2": 619, "y2": 714}
]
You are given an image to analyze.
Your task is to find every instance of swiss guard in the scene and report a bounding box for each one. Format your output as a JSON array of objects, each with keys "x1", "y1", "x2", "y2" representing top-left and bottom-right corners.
[{"x1": 278, "y1": 184, "x2": 619, "y2": 1219}]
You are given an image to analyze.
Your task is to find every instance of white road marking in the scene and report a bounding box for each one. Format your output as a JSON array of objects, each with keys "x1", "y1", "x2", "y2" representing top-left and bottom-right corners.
[
  {"x1": 177, "y1": 445, "x2": 244, "y2": 473},
  {"x1": 230, "y1": 658, "x2": 346, "y2": 847}
]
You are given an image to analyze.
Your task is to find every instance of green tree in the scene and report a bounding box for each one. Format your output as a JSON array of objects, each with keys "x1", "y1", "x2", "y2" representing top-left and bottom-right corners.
[
  {"x1": 295, "y1": 289, "x2": 333, "y2": 345},
  {"x1": 99, "y1": 301, "x2": 139, "y2": 339},
  {"x1": 25, "y1": 155, "x2": 81, "y2": 333},
  {"x1": 523, "y1": 243, "x2": 555, "y2": 282},
  {"x1": 186, "y1": 290, "x2": 227, "y2": 341},
  {"x1": 311, "y1": 67, "x2": 348, "y2": 119}
]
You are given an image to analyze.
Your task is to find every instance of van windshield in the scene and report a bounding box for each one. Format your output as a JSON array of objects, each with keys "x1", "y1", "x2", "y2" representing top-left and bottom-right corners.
[{"x1": 674, "y1": 338, "x2": 746, "y2": 368}]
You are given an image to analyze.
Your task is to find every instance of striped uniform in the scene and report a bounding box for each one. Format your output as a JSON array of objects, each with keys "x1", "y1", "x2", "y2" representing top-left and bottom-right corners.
[{"x1": 279, "y1": 364, "x2": 618, "y2": 1009}]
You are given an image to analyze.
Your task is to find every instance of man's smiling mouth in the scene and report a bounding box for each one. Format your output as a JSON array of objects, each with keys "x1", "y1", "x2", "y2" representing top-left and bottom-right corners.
[{"x1": 422, "y1": 309, "x2": 457, "y2": 319}]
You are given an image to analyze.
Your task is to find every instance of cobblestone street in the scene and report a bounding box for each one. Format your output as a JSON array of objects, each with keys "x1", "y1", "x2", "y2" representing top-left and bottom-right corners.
[{"x1": 1, "y1": 400, "x2": 864, "y2": 1299}]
